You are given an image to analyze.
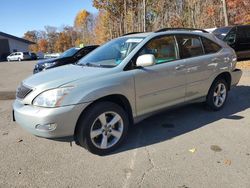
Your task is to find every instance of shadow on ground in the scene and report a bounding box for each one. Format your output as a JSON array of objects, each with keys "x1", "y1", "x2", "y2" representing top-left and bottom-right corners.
[
  {"x1": 51, "y1": 85, "x2": 250, "y2": 155},
  {"x1": 112, "y1": 85, "x2": 250, "y2": 154}
]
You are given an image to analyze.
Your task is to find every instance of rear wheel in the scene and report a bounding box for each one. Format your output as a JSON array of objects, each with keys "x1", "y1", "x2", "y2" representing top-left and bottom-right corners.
[
  {"x1": 18, "y1": 58, "x2": 21, "y2": 62},
  {"x1": 206, "y1": 79, "x2": 228, "y2": 111},
  {"x1": 76, "y1": 102, "x2": 129, "y2": 155}
]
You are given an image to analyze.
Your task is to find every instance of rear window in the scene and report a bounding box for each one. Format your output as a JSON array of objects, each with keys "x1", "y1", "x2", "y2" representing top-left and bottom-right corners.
[{"x1": 201, "y1": 37, "x2": 221, "y2": 54}]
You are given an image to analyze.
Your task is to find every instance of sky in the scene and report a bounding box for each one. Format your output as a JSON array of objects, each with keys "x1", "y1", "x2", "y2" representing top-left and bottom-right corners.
[{"x1": 0, "y1": 0, "x2": 98, "y2": 37}]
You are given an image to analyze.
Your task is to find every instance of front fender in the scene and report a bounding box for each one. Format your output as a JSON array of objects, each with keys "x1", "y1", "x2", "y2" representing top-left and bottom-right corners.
[{"x1": 62, "y1": 71, "x2": 136, "y2": 116}]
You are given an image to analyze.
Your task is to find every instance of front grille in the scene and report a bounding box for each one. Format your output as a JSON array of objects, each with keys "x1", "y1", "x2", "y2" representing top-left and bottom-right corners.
[{"x1": 16, "y1": 84, "x2": 33, "y2": 99}]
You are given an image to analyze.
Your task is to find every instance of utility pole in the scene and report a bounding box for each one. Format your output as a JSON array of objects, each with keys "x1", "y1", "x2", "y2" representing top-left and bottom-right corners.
[
  {"x1": 143, "y1": 0, "x2": 146, "y2": 32},
  {"x1": 222, "y1": 0, "x2": 229, "y2": 26}
]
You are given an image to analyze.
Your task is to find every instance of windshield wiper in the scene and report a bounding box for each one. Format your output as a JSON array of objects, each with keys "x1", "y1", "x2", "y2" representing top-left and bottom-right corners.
[
  {"x1": 85, "y1": 63, "x2": 114, "y2": 68},
  {"x1": 75, "y1": 63, "x2": 86, "y2": 66}
]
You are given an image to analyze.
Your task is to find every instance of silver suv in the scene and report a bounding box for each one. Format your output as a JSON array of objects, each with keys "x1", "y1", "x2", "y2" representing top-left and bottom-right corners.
[{"x1": 13, "y1": 29, "x2": 242, "y2": 155}]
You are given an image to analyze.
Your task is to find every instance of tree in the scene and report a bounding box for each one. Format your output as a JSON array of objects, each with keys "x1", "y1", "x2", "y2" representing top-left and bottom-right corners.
[
  {"x1": 93, "y1": 11, "x2": 110, "y2": 44},
  {"x1": 37, "y1": 39, "x2": 48, "y2": 53},
  {"x1": 54, "y1": 32, "x2": 72, "y2": 52},
  {"x1": 45, "y1": 26, "x2": 58, "y2": 53},
  {"x1": 23, "y1": 30, "x2": 39, "y2": 52},
  {"x1": 74, "y1": 9, "x2": 93, "y2": 45},
  {"x1": 227, "y1": 0, "x2": 250, "y2": 24}
]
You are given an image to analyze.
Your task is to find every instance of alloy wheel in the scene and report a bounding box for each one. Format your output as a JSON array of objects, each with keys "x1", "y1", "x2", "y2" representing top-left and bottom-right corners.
[
  {"x1": 213, "y1": 83, "x2": 227, "y2": 108},
  {"x1": 90, "y1": 111, "x2": 124, "y2": 149}
]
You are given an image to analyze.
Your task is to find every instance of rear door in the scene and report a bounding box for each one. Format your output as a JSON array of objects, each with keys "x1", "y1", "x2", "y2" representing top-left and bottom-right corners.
[
  {"x1": 176, "y1": 34, "x2": 221, "y2": 101},
  {"x1": 133, "y1": 35, "x2": 186, "y2": 116}
]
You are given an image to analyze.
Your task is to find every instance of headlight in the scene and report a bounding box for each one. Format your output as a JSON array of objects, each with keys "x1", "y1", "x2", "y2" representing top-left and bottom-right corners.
[
  {"x1": 33, "y1": 87, "x2": 74, "y2": 107},
  {"x1": 44, "y1": 62, "x2": 56, "y2": 68}
]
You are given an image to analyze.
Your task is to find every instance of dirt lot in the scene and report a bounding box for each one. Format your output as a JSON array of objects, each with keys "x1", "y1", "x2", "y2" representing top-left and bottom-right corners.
[
  {"x1": 237, "y1": 60, "x2": 250, "y2": 69},
  {"x1": 0, "y1": 62, "x2": 250, "y2": 188}
]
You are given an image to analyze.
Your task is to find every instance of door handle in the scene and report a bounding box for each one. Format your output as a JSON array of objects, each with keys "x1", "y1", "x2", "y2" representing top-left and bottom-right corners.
[{"x1": 175, "y1": 65, "x2": 185, "y2": 70}]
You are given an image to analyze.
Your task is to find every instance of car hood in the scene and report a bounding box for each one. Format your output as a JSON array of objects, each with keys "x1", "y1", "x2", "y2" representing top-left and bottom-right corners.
[
  {"x1": 23, "y1": 64, "x2": 113, "y2": 89},
  {"x1": 37, "y1": 57, "x2": 63, "y2": 64}
]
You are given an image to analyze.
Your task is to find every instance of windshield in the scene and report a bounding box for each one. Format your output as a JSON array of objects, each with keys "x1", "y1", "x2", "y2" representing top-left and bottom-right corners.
[
  {"x1": 60, "y1": 48, "x2": 79, "y2": 58},
  {"x1": 78, "y1": 37, "x2": 144, "y2": 67},
  {"x1": 213, "y1": 27, "x2": 232, "y2": 40}
]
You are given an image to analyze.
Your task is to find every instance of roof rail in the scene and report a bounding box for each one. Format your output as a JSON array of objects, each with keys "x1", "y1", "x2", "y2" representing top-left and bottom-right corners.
[
  {"x1": 155, "y1": 28, "x2": 209, "y2": 33},
  {"x1": 122, "y1": 32, "x2": 144, "y2": 36}
]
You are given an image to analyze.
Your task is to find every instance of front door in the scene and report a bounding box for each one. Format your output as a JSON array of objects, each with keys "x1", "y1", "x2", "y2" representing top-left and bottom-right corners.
[{"x1": 133, "y1": 35, "x2": 186, "y2": 116}]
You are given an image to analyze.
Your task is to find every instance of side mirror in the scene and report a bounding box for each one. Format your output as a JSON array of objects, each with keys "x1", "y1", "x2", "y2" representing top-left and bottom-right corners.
[{"x1": 136, "y1": 54, "x2": 156, "y2": 68}]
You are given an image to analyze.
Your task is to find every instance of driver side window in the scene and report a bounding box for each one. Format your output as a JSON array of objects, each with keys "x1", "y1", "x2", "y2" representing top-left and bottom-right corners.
[{"x1": 138, "y1": 35, "x2": 178, "y2": 65}]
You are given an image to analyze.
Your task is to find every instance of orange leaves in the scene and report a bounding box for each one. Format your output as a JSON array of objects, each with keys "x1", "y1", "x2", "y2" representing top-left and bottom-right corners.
[
  {"x1": 206, "y1": 5, "x2": 216, "y2": 17},
  {"x1": 226, "y1": 0, "x2": 250, "y2": 24},
  {"x1": 54, "y1": 32, "x2": 72, "y2": 52},
  {"x1": 74, "y1": 9, "x2": 90, "y2": 28},
  {"x1": 93, "y1": 11, "x2": 110, "y2": 44},
  {"x1": 37, "y1": 39, "x2": 48, "y2": 53}
]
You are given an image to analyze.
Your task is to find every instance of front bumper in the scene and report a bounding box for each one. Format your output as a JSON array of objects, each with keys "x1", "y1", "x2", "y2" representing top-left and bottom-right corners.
[
  {"x1": 13, "y1": 100, "x2": 89, "y2": 138},
  {"x1": 231, "y1": 69, "x2": 242, "y2": 86}
]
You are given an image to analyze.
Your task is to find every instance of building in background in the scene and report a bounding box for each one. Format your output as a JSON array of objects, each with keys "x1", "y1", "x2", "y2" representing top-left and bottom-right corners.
[{"x1": 0, "y1": 31, "x2": 35, "y2": 61}]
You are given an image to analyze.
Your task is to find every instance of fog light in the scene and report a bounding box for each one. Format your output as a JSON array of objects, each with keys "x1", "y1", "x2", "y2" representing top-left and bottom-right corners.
[{"x1": 35, "y1": 123, "x2": 57, "y2": 131}]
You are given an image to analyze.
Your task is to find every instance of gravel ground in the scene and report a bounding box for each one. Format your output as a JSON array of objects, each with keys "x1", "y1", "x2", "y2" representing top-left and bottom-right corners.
[
  {"x1": 0, "y1": 69, "x2": 250, "y2": 187},
  {"x1": 237, "y1": 60, "x2": 250, "y2": 69}
]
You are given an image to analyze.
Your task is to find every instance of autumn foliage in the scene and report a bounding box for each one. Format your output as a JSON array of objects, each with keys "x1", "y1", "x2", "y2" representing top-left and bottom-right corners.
[{"x1": 23, "y1": 0, "x2": 250, "y2": 53}]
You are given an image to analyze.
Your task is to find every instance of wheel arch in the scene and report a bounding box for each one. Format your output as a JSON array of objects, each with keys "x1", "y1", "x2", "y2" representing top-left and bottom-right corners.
[
  {"x1": 74, "y1": 94, "x2": 134, "y2": 141},
  {"x1": 209, "y1": 72, "x2": 232, "y2": 92}
]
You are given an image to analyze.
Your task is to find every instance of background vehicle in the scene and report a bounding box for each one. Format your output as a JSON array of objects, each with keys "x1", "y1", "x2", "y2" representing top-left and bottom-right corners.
[
  {"x1": 33, "y1": 45, "x2": 99, "y2": 73},
  {"x1": 213, "y1": 25, "x2": 250, "y2": 59},
  {"x1": 29, "y1": 52, "x2": 38, "y2": 60},
  {"x1": 7, "y1": 52, "x2": 31, "y2": 61},
  {"x1": 13, "y1": 29, "x2": 242, "y2": 155}
]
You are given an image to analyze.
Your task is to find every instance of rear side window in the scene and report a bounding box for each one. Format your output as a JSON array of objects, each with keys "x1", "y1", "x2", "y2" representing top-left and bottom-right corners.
[
  {"x1": 201, "y1": 37, "x2": 221, "y2": 54},
  {"x1": 23, "y1": 52, "x2": 29, "y2": 55},
  {"x1": 176, "y1": 35, "x2": 204, "y2": 58},
  {"x1": 138, "y1": 35, "x2": 178, "y2": 64}
]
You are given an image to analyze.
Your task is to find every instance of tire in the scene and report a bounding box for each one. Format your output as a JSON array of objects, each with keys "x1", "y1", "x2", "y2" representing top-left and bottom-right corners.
[
  {"x1": 206, "y1": 79, "x2": 228, "y2": 111},
  {"x1": 76, "y1": 102, "x2": 129, "y2": 155},
  {"x1": 7, "y1": 58, "x2": 10, "y2": 62},
  {"x1": 18, "y1": 58, "x2": 21, "y2": 62}
]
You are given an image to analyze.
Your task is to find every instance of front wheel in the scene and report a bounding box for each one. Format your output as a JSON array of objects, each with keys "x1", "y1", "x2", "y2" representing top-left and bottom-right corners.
[
  {"x1": 76, "y1": 102, "x2": 129, "y2": 155},
  {"x1": 206, "y1": 79, "x2": 228, "y2": 111},
  {"x1": 18, "y1": 58, "x2": 21, "y2": 62}
]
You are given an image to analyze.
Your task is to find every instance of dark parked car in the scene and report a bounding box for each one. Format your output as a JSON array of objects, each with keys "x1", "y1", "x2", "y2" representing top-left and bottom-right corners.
[
  {"x1": 29, "y1": 52, "x2": 38, "y2": 60},
  {"x1": 213, "y1": 25, "x2": 250, "y2": 59},
  {"x1": 33, "y1": 45, "x2": 99, "y2": 73}
]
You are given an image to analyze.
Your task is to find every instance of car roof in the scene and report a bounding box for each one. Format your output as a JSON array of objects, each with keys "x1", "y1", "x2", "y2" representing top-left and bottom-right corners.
[{"x1": 123, "y1": 30, "x2": 214, "y2": 38}]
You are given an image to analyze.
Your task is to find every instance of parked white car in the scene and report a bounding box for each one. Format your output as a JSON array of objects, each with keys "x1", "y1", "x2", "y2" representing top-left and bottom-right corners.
[{"x1": 7, "y1": 52, "x2": 31, "y2": 62}]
